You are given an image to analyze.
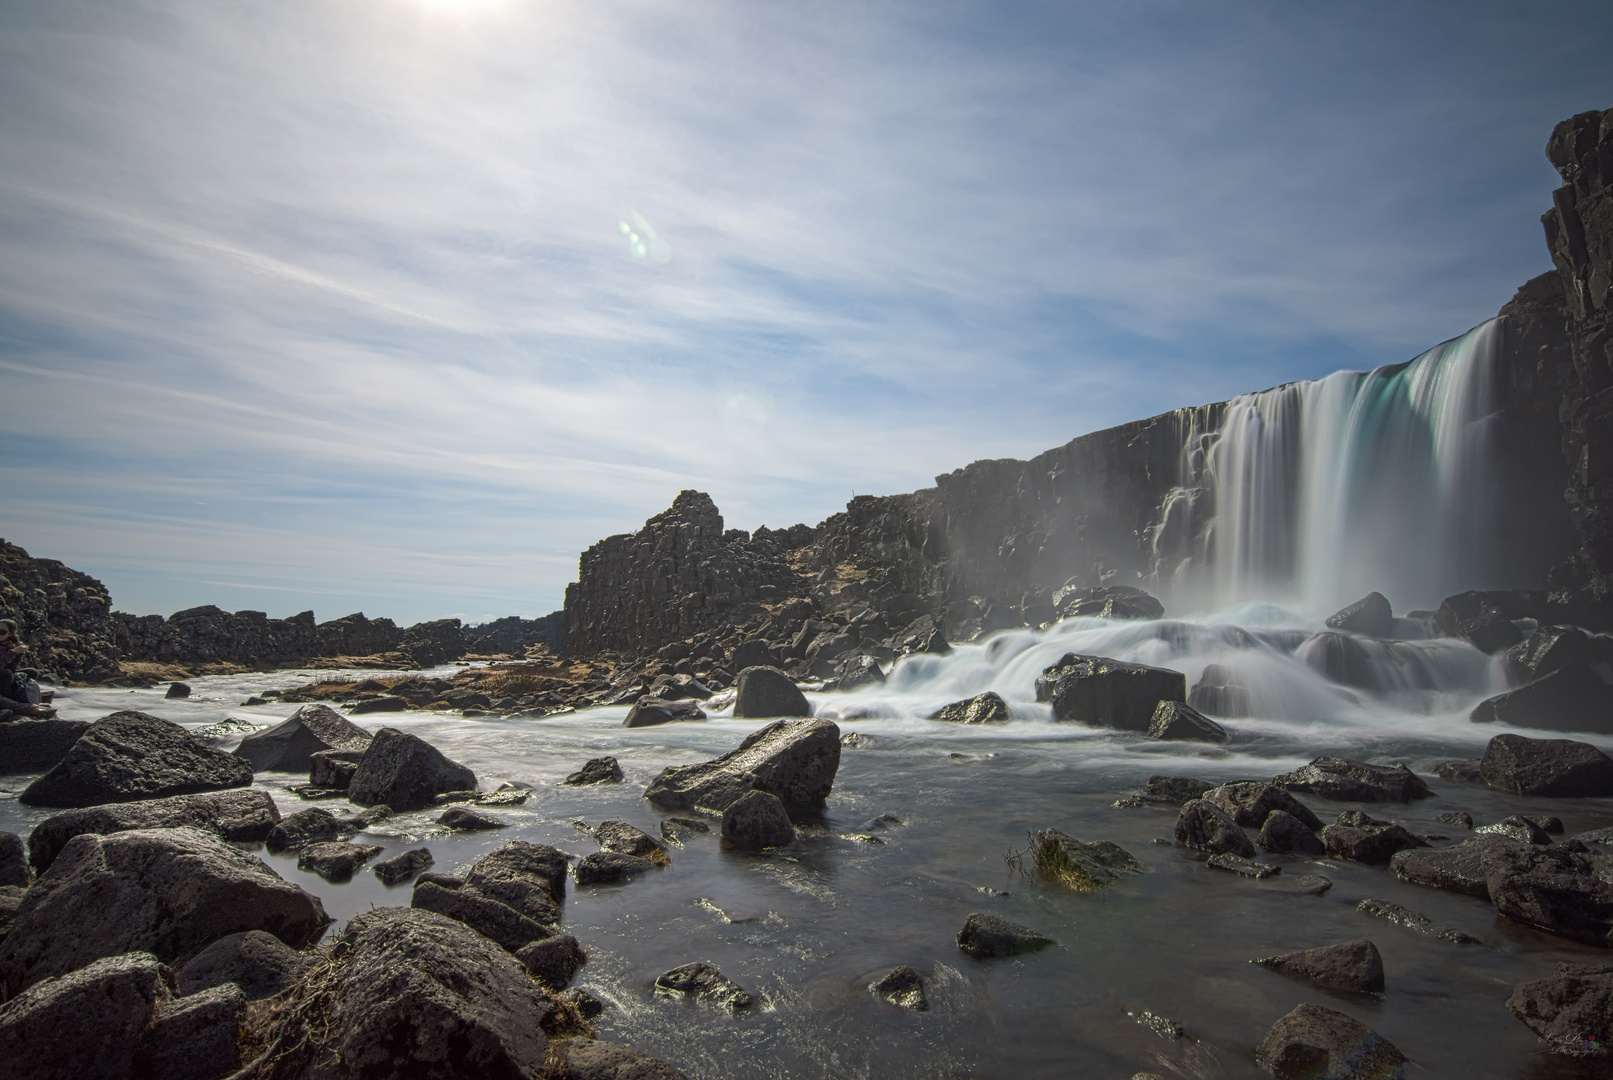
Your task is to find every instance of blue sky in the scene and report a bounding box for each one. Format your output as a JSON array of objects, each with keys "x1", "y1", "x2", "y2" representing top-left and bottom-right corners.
[{"x1": 1, "y1": 0, "x2": 1609, "y2": 624}]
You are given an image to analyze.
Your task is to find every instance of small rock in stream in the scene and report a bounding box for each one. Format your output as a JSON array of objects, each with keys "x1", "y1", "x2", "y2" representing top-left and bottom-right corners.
[
  {"x1": 655, "y1": 961, "x2": 753, "y2": 1009},
  {"x1": 596, "y1": 820, "x2": 671, "y2": 865},
  {"x1": 1256, "y1": 874, "x2": 1333, "y2": 896},
  {"x1": 1476, "y1": 815, "x2": 1554, "y2": 845},
  {"x1": 1029, "y1": 829, "x2": 1142, "y2": 890},
  {"x1": 1433, "y1": 759, "x2": 1484, "y2": 783},
  {"x1": 1435, "y1": 811, "x2": 1474, "y2": 829},
  {"x1": 1175, "y1": 799, "x2": 1256, "y2": 857},
  {"x1": 372, "y1": 847, "x2": 434, "y2": 886},
  {"x1": 956, "y1": 912, "x2": 1055, "y2": 958},
  {"x1": 1142, "y1": 776, "x2": 1217, "y2": 803},
  {"x1": 1254, "y1": 940, "x2": 1385, "y2": 994},
  {"x1": 1272, "y1": 756, "x2": 1430, "y2": 802},
  {"x1": 1258, "y1": 810, "x2": 1325, "y2": 856},
  {"x1": 515, "y1": 933, "x2": 587, "y2": 991},
  {"x1": 720, "y1": 790, "x2": 797, "y2": 850},
  {"x1": 1254, "y1": 1003, "x2": 1406, "y2": 1079},
  {"x1": 1321, "y1": 822, "x2": 1426, "y2": 865},
  {"x1": 1357, "y1": 897, "x2": 1481, "y2": 944},
  {"x1": 869, "y1": 965, "x2": 928, "y2": 1010},
  {"x1": 438, "y1": 806, "x2": 507, "y2": 831},
  {"x1": 1207, "y1": 854, "x2": 1280, "y2": 879},
  {"x1": 660, "y1": 817, "x2": 711, "y2": 843},
  {"x1": 296, "y1": 842, "x2": 383, "y2": 883},
  {"x1": 575, "y1": 851, "x2": 655, "y2": 885},
  {"x1": 564, "y1": 756, "x2": 624, "y2": 785}
]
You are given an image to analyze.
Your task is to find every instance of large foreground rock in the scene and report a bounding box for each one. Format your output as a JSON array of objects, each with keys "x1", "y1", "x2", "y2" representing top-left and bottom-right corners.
[
  {"x1": 0, "y1": 718, "x2": 91, "y2": 774},
  {"x1": 1480, "y1": 733, "x2": 1613, "y2": 796},
  {"x1": 732, "y1": 665, "x2": 811, "y2": 719},
  {"x1": 348, "y1": 726, "x2": 477, "y2": 810},
  {"x1": 19, "y1": 711, "x2": 253, "y2": 808},
  {"x1": 0, "y1": 952, "x2": 170, "y2": 1080},
  {"x1": 1507, "y1": 963, "x2": 1613, "y2": 1060},
  {"x1": 1271, "y1": 757, "x2": 1430, "y2": 802},
  {"x1": 1254, "y1": 1003, "x2": 1405, "y2": 1079},
  {"x1": 1254, "y1": 940, "x2": 1385, "y2": 994},
  {"x1": 176, "y1": 929, "x2": 313, "y2": 1000},
  {"x1": 0, "y1": 826, "x2": 329, "y2": 995},
  {"x1": 243, "y1": 906, "x2": 553, "y2": 1077},
  {"x1": 1034, "y1": 653, "x2": 1185, "y2": 730},
  {"x1": 645, "y1": 718, "x2": 841, "y2": 819},
  {"x1": 27, "y1": 788, "x2": 281, "y2": 872},
  {"x1": 956, "y1": 912, "x2": 1054, "y2": 958},
  {"x1": 1483, "y1": 844, "x2": 1613, "y2": 946},
  {"x1": 233, "y1": 703, "x2": 373, "y2": 772}
]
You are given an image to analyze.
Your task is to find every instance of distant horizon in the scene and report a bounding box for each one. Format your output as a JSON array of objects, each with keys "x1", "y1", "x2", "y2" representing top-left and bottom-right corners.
[{"x1": 4, "y1": 1, "x2": 1609, "y2": 623}]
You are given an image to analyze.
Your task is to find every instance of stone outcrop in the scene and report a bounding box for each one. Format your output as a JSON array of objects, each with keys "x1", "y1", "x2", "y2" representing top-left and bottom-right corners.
[
  {"x1": 20, "y1": 711, "x2": 254, "y2": 808},
  {"x1": 0, "y1": 539, "x2": 120, "y2": 683}
]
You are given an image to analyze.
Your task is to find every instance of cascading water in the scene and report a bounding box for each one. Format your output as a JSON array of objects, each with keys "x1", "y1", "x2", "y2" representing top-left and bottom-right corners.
[{"x1": 1154, "y1": 320, "x2": 1502, "y2": 615}]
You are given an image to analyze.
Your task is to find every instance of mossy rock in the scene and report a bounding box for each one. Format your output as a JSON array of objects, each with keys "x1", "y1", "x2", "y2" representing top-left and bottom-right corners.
[{"x1": 1030, "y1": 829, "x2": 1143, "y2": 890}]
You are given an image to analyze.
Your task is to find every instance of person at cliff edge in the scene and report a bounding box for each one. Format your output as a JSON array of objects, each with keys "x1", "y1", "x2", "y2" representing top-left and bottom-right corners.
[{"x1": 0, "y1": 619, "x2": 54, "y2": 718}]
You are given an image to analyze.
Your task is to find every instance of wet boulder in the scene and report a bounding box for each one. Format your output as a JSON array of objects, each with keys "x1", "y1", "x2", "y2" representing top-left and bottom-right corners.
[
  {"x1": 655, "y1": 961, "x2": 752, "y2": 1008},
  {"x1": 28, "y1": 788, "x2": 281, "y2": 872},
  {"x1": 575, "y1": 851, "x2": 655, "y2": 885},
  {"x1": 645, "y1": 717, "x2": 841, "y2": 819},
  {"x1": 623, "y1": 697, "x2": 707, "y2": 728},
  {"x1": 1507, "y1": 625, "x2": 1593, "y2": 681},
  {"x1": 1035, "y1": 654, "x2": 1185, "y2": 730},
  {"x1": 1271, "y1": 757, "x2": 1430, "y2": 802},
  {"x1": 1188, "y1": 664, "x2": 1252, "y2": 719},
  {"x1": 1204, "y1": 783, "x2": 1323, "y2": 830},
  {"x1": 546, "y1": 1038, "x2": 690, "y2": 1080},
  {"x1": 1390, "y1": 835, "x2": 1518, "y2": 900},
  {"x1": 1476, "y1": 815, "x2": 1555, "y2": 845},
  {"x1": 1433, "y1": 760, "x2": 1484, "y2": 783},
  {"x1": 564, "y1": 756, "x2": 624, "y2": 785},
  {"x1": 1436, "y1": 811, "x2": 1475, "y2": 828},
  {"x1": 956, "y1": 912, "x2": 1055, "y2": 958},
  {"x1": 515, "y1": 933, "x2": 586, "y2": 991},
  {"x1": 1356, "y1": 897, "x2": 1480, "y2": 944},
  {"x1": 175, "y1": 929, "x2": 312, "y2": 1000},
  {"x1": 1175, "y1": 799, "x2": 1256, "y2": 858},
  {"x1": 1142, "y1": 776, "x2": 1217, "y2": 804},
  {"x1": 232, "y1": 702, "x2": 372, "y2": 772},
  {"x1": 165, "y1": 682, "x2": 191, "y2": 699},
  {"x1": 732, "y1": 665, "x2": 811, "y2": 718},
  {"x1": 929, "y1": 691, "x2": 1011, "y2": 724},
  {"x1": 297, "y1": 841, "x2": 383, "y2": 883},
  {"x1": 0, "y1": 952, "x2": 171, "y2": 1080},
  {"x1": 1325, "y1": 592, "x2": 1394, "y2": 638},
  {"x1": 1029, "y1": 829, "x2": 1143, "y2": 890},
  {"x1": 0, "y1": 826, "x2": 328, "y2": 996},
  {"x1": 1209, "y1": 853, "x2": 1280, "y2": 878},
  {"x1": 720, "y1": 790, "x2": 797, "y2": 850},
  {"x1": 348, "y1": 727, "x2": 477, "y2": 811},
  {"x1": 1483, "y1": 844, "x2": 1613, "y2": 946},
  {"x1": 249, "y1": 906, "x2": 554, "y2": 1077},
  {"x1": 350, "y1": 695, "x2": 408, "y2": 714},
  {"x1": 1146, "y1": 700, "x2": 1228, "y2": 742},
  {"x1": 1470, "y1": 664, "x2": 1613, "y2": 734},
  {"x1": 464, "y1": 842, "x2": 568, "y2": 920},
  {"x1": 411, "y1": 879, "x2": 554, "y2": 953},
  {"x1": 836, "y1": 654, "x2": 886, "y2": 691},
  {"x1": 1507, "y1": 963, "x2": 1613, "y2": 1060},
  {"x1": 19, "y1": 711, "x2": 254, "y2": 808},
  {"x1": 1254, "y1": 940, "x2": 1384, "y2": 994},
  {"x1": 596, "y1": 820, "x2": 670, "y2": 864},
  {"x1": 265, "y1": 806, "x2": 341, "y2": 852},
  {"x1": 309, "y1": 748, "x2": 366, "y2": 790},
  {"x1": 373, "y1": 847, "x2": 434, "y2": 886},
  {"x1": 870, "y1": 965, "x2": 928, "y2": 1010},
  {"x1": 0, "y1": 718, "x2": 91, "y2": 774},
  {"x1": 1054, "y1": 584, "x2": 1164, "y2": 621},
  {"x1": 1258, "y1": 811, "x2": 1325, "y2": 857},
  {"x1": 439, "y1": 806, "x2": 507, "y2": 831},
  {"x1": 1479, "y1": 733, "x2": 1613, "y2": 796},
  {"x1": 1321, "y1": 822, "x2": 1427, "y2": 865},
  {"x1": 1254, "y1": 1003, "x2": 1405, "y2": 1079}
]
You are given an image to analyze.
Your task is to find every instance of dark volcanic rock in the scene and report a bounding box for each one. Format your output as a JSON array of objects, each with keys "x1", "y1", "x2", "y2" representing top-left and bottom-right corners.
[
  {"x1": 1325, "y1": 592, "x2": 1394, "y2": 638},
  {"x1": 596, "y1": 820, "x2": 671, "y2": 864},
  {"x1": 1483, "y1": 844, "x2": 1613, "y2": 946},
  {"x1": 28, "y1": 788, "x2": 281, "y2": 871},
  {"x1": 1391, "y1": 835, "x2": 1518, "y2": 900},
  {"x1": 870, "y1": 965, "x2": 929, "y2": 1010},
  {"x1": 1476, "y1": 815, "x2": 1555, "y2": 845},
  {"x1": 661, "y1": 816, "x2": 711, "y2": 842},
  {"x1": 439, "y1": 806, "x2": 507, "y2": 831},
  {"x1": 465, "y1": 842, "x2": 568, "y2": 920},
  {"x1": 1507, "y1": 963, "x2": 1613, "y2": 1059},
  {"x1": 1175, "y1": 799, "x2": 1256, "y2": 857},
  {"x1": 373, "y1": 847, "x2": 434, "y2": 886},
  {"x1": 1271, "y1": 757, "x2": 1430, "y2": 802},
  {"x1": 929, "y1": 691, "x2": 1011, "y2": 724},
  {"x1": 837, "y1": 654, "x2": 886, "y2": 691},
  {"x1": 1188, "y1": 664, "x2": 1252, "y2": 718},
  {"x1": 0, "y1": 718, "x2": 91, "y2": 774},
  {"x1": 265, "y1": 807, "x2": 341, "y2": 852},
  {"x1": 175, "y1": 928, "x2": 312, "y2": 1000},
  {"x1": 1208, "y1": 853, "x2": 1280, "y2": 878},
  {"x1": 349, "y1": 695, "x2": 408, "y2": 714},
  {"x1": 297, "y1": 841, "x2": 383, "y2": 882},
  {"x1": 655, "y1": 961, "x2": 753, "y2": 1009},
  {"x1": 1258, "y1": 874, "x2": 1334, "y2": 896},
  {"x1": 956, "y1": 912, "x2": 1055, "y2": 958},
  {"x1": 1146, "y1": 700, "x2": 1228, "y2": 742},
  {"x1": 0, "y1": 951, "x2": 171, "y2": 1080},
  {"x1": 1254, "y1": 940, "x2": 1385, "y2": 994},
  {"x1": 1254, "y1": 1003, "x2": 1405, "y2": 1079},
  {"x1": 348, "y1": 726, "x2": 477, "y2": 810},
  {"x1": 0, "y1": 832, "x2": 26, "y2": 888},
  {"x1": 515, "y1": 933, "x2": 586, "y2": 991},
  {"x1": 232, "y1": 702, "x2": 372, "y2": 772},
  {"x1": 623, "y1": 697, "x2": 707, "y2": 727},
  {"x1": 0, "y1": 826, "x2": 328, "y2": 996},
  {"x1": 1034, "y1": 653, "x2": 1186, "y2": 730},
  {"x1": 1508, "y1": 625, "x2": 1594, "y2": 681},
  {"x1": 1471, "y1": 663, "x2": 1613, "y2": 734},
  {"x1": 575, "y1": 851, "x2": 655, "y2": 885},
  {"x1": 1321, "y1": 823, "x2": 1427, "y2": 865},
  {"x1": 19, "y1": 711, "x2": 254, "y2": 808},
  {"x1": 309, "y1": 747, "x2": 365, "y2": 789},
  {"x1": 254, "y1": 906, "x2": 553, "y2": 1077},
  {"x1": 1356, "y1": 898, "x2": 1481, "y2": 944},
  {"x1": 645, "y1": 717, "x2": 841, "y2": 819},
  {"x1": 1204, "y1": 782, "x2": 1323, "y2": 830},
  {"x1": 1258, "y1": 810, "x2": 1326, "y2": 856},
  {"x1": 732, "y1": 665, "x2": 811, "y2": 719},
  {"x1": 565, "y1": 756, "x2": 624, "y2": 785},
  {"x1": 1436, "y1": 810, "x2": 1476, "y2": 828},
  {"x1": 721, "y1": 790, "x2": 797, "y2": 850},
  {"x1": 1480, "y1": 733, "x2": 1613, "y2": 796},
  {"x1": 1143, "y1": 776, "x2": 1217, "y2": 803},
  {"x1": 1055, "y1": 584, "x2": 1164, "y2": 621},
  {"x1": 546, "y1": 1038, "x2": 690, "y2": 1080},
  {"x1": 141, "y1": 980, "x2": 245, "y2": 1080},
  {"x1": 164, "y1": 681, "x2": 191, "y2": 699},
  {"x1": 410, "y1": 879, "x2": 554, "y2": 953},
  {"x1": 1029, "y1": 829, "x2": 1143, "y2": 889},
  {"x1": 1434, "y1": 760, "x2": 1484, "y2": 783}
]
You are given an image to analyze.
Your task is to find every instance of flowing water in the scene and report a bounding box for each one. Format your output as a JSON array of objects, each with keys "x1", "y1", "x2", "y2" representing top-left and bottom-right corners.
[{"x1": 6, "y1": 607, "x2": 1613, "y2": 1078}]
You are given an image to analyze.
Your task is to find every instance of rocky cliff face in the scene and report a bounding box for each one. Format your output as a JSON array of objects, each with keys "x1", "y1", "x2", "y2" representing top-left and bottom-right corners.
[
  {"x1": 0, "y1": 540, "x2": 120, "y2": 682},
  {"x1": 111, "y1": 607, "x2": 412, "y2": 668}
]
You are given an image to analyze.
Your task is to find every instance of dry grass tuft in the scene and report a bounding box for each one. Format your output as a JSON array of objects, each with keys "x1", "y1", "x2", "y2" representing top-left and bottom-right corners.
[{"x1": 233, "y1": 940, "x2": 354, "y2": 1079}]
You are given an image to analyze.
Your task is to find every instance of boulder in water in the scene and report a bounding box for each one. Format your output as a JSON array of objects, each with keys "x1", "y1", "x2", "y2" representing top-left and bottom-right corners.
[
  {"x1": 1142, "y1": 776, "x2": 1217, "y2": 804},
  {"x1": 464, "y1": 842, "x2": 568, "y2": 918},
  {"x1": 623, "y1": 697, "x2": 707, "y2": 728},
  {"x1": 1476, "y1": 815, "x2": 1555, "y2": 845},
  {"x1": 1028, "y1": 829, "x2": 1142, "y2": 890},
  {"x1": 721, "y1": 790, "x2": 796, "y2": 850},
  {"x1": 575, "y1": 851, "x2": 655, "y2": 885},
  {"x1": 1507, "y1": 963, "x2": 1613, "y2": 1061},
  {"x1": 373, "y1": 847, "x2": 434, "y2": 886},
  {"x1": 595, "y1": 820, "x2": 671, "y2": 864},
  {"x1": 1254, "y1": 1003, "x2": 1405, "y2": 1079},
  {"x1": 0, "y1": 826, "x2": 328, "y2": 996},
  {"x1": 515, "y1": 933, "x2": 586, "y2": 991},
  {"x1": 309, "y1": 747, "x2": 365, "y2": 790},
  {"x1": 1253, "y1": 939, "x2": 1385, "y2": 994},
  {"x1": 929, "y1": 691, "x2": 1011, "y2": 724},
  {"x1": 1035, "y1": 653, "x2": 1186, "y2": 731},
  {"x1": 564, "y1": 756, "x2": 624, "y2": 785},
  {"x1": 1325, "y1": 592, "x2": 1394, "y2": 638},
  {"x1": 1356, "y1": 897, "x2": 1480, "y2": 944},
  {"x1": 0, "y1": 718, "x2": 91, "y2": 775},
  {"x1": 1507, "y1": 625, "x2": 1593, "y2": 681},
  {"x1": 655, "y1": 961, "x2": 752, "y2": 1009},
  {"x1": 1146, "y1": 700, "x2": 1228, "y2": 742},
  {"x1": 1174, "y1": 799, "x2": 1256, "y2": 857},
  {"x1": 955, "y1": 912, "x2": 1055, "y2": 958},
  {"x1": 19, "y1": 711, "x2": 254, "y2": 808},
  {"x1": 1053, "y1": 584, "x2": 1164, "y2": 621},
  {"x1": 1470, "y1": 664, "x2": 1613, "y2": 734},
  {"x1": 836, "y1": 654, "x2": 886, "y2": 691},
  {"x1": 1479, "y1": 733, "x2": 1613, "y2": 796},
  {"x1": 1204, "y1": 782, "x2": 1322, "y2": 830},
  {"x1": 265, "y1": 807, "x2": 341, "y2": 852},
  {"x1": 28, "y1": 788, "x2": 281, "y2": 871},
  {"x1": 1258, "y1": 810, "x2": 1325, "y2": 856},
  {"x1": 175, "y1": 929, "x2": 312, "y2": 1000},
  {"x1": 1271, "y1": 757, "x2": 1430, "y2": 802},
  {"x1": 232, "y1": 703, "x2": 372, "y2": 772},
  {"x1": 1390, "y1": 835, "x2": 1517, "y2": 900},
  {"x1": 1188, "y1": 664, "x2": 1251, "y2": 718},
  {"x1": 1482, "y1": 844, "x2": 1613, "y2": 946},
  {"x1": 410, "y1": 879, "x2": 554, "y2": 953},
  {"x1": 165, "y1": 682, "x2": 191, "y2": 699},
  {"x1": 1321, "y1": 822, "x2": 1427, "y2": 865},
  {"x1": 439, "y1": 806, "x2": 507, "y2": 831},
  {"x1": 645, "y1": 717, "x2": 841, "y2": 819},
  {"x1": 870, "y1": 965, "x2": 928, "y2": 1010},
  {"x1": 297, "y1": 841, "x2": 383, "y2": 883},
  {"x1": 348, "y1": 727, "x2": 477, "y2": 810},
  {"x1": 732, "y1": 665, "x2": 811, "y2": 718}
]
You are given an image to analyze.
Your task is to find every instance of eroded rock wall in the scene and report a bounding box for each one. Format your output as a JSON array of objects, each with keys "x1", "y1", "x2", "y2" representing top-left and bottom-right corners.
[{"x1": 0, "y1": 540, "x2": 120, "y2": 682}]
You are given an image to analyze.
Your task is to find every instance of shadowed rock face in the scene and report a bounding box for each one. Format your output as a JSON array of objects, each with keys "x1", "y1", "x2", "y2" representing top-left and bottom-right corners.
[
  {"x1": 0, "y1": 719, "x2": 92, "y2": 775},
  {"x1": 348, "y1": 727, "x2": 477, "y2": 811},
  {"x1": 233, "y1": 703, "x2": 372, "y2": 773},
  {"x1": 27, "y1": 788, "x2": 280, "y2": 871},
  {"x1": 1254, "y1": 1003, "x2": 1405, "y2": 1080},
  {"x1": 1254, "y1": 940, "x2": 1385, "y2": 994},
  {"x1": 0, "y1": 538, "x2": 120, "y2": 682},
  {"x1": 20, "y1": 712, "x2": 254, "y2": 808},
  {"x1": 645, "y1": 718, "x2": 841, "y2": 819}
]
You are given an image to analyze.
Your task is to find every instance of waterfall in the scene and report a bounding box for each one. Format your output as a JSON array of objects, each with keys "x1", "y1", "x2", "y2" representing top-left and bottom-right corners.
[{"x1": 1154, "y1": 320, "x2": 1502, "y2": 614}]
